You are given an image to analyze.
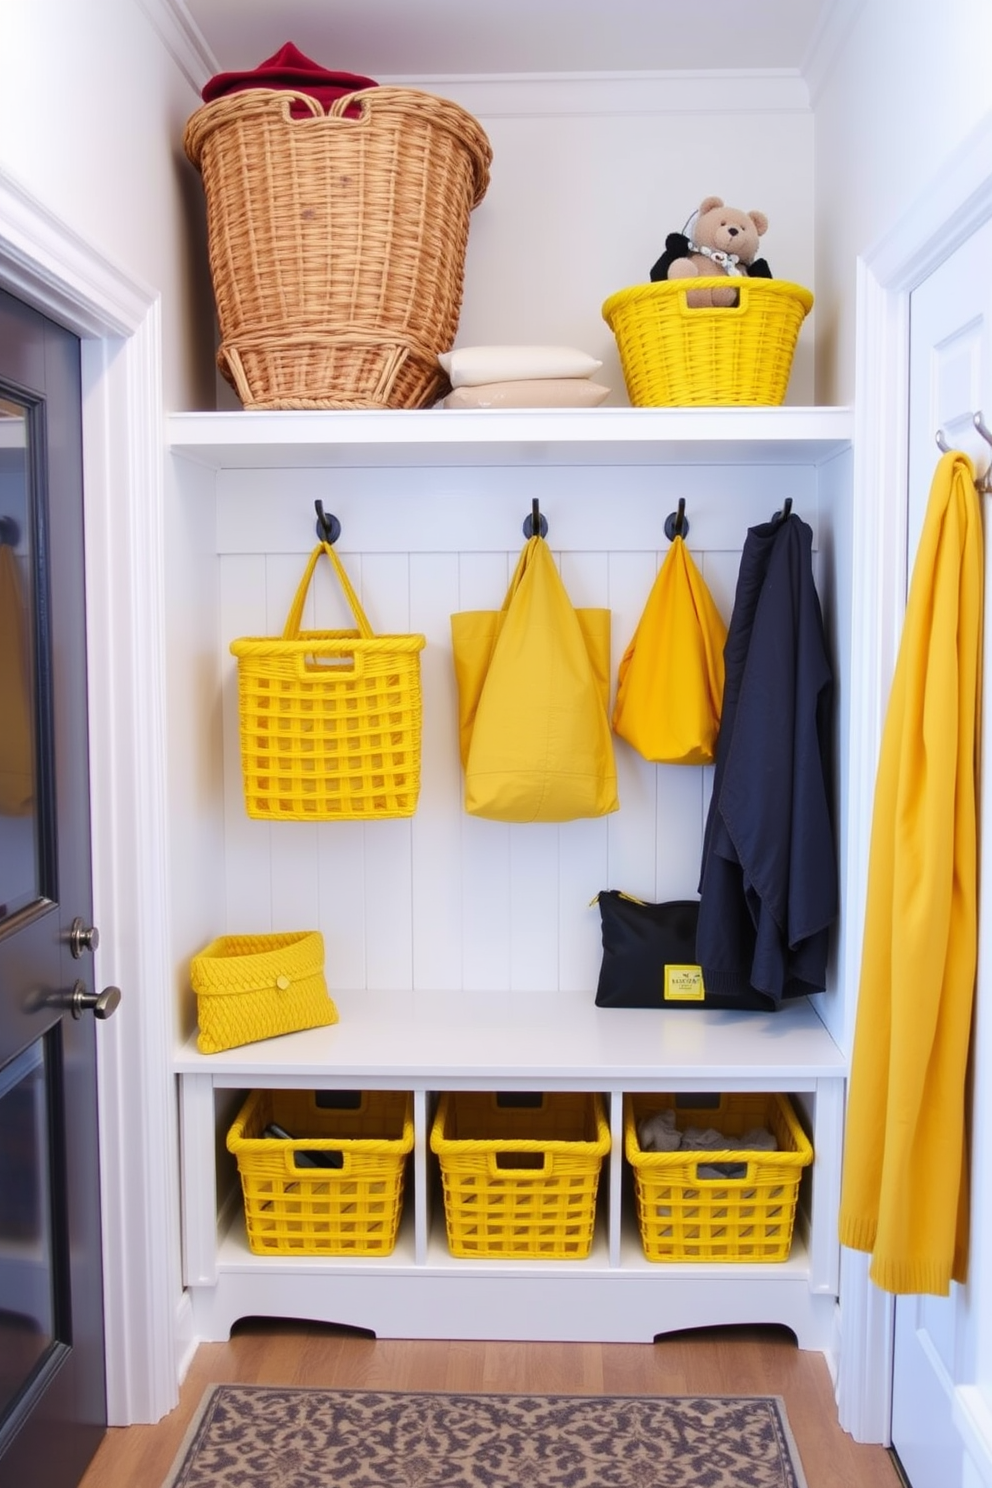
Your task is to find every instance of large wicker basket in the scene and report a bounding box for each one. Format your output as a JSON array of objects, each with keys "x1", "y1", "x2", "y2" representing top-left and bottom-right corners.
[{"x1": 184, "y1": 86, "x2": 492, "y2": 410}]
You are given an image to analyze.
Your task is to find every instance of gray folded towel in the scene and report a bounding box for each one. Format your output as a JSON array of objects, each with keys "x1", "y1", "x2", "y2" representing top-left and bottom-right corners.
[{"x1": 636, "y1": 1108, "x2": 682, "y2": 1152}]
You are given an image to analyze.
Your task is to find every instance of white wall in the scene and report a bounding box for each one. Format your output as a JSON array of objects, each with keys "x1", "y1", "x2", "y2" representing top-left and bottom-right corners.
[
  {"x1": 401, "y1": 74, "x2": 816, "y2": 406},
  {"x1": 204, "y1": 72, "x2": 818, "y2": 412},
  {"x1": 0, "y1": 0, "x2": 214, "y2": 410},
  {"x1": 204, "y1": 464, "x2": 826, "y2": 1020},
  {"x1": 811, "y1": 0, "x2": 992, "y2": 404}
]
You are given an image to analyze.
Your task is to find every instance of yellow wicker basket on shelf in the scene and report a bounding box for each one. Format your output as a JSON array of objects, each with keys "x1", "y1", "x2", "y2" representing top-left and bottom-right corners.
[
  {"x1": 183, "y1": 86, "x2": 492, "y2": 410},
  {"x1": 190, "y1": 930, "x2": 337, "y2": 1054},
  {"x1": 230, "y1": 541, "x2": 426, "y2": 822},
  {"x1": 227, "y1": 1089, "x2": 414, "y2": 1257},
  {"x1": 430, "y1": 1091, "x2": 610, "y2": 1260},
  {"x1": 602, "y1": 278, "x2": 813, "y2": 407},
  {"x1": 625, "y1": 1092, "x2": 813, "y2": 1263}
]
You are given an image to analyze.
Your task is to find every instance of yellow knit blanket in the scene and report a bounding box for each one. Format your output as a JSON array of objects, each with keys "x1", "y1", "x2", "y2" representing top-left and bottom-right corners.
[{"x1": 838, "y1": 450, "x2": 982, "y2": 1295}]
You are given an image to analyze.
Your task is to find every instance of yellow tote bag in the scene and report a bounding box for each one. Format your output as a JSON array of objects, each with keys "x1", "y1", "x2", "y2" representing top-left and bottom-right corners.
[
  {"x1": 451, "y1": 535, "x2": 619, "y2": 822},
  {"x1": 612, "y1": 534, "x2": 727, "y2": 765}
]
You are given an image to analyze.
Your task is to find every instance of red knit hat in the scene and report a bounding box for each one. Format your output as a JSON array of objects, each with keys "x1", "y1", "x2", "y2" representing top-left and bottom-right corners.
[{"x1": 202, "y1": 41, "x2": 377, "y2": 115}]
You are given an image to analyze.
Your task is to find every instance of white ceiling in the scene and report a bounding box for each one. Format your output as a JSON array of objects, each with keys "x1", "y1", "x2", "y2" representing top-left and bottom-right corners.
[{"x1": 182, "y1": 0, "x2": 831, "y2": 79}]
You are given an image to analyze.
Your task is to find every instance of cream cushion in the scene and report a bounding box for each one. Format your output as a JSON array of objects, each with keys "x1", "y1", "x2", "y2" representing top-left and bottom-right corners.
[{"x1": 442, "y1": 378, "x2": 611, "y2": 409}]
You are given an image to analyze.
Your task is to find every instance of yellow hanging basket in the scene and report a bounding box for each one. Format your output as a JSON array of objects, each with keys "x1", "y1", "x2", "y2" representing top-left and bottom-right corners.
[
  {"x1": 602, "y1": 278, "x2": 813, "y2": 407},
  {"x1": 230, "y1": 542, "x2": 426, "y2": 821}
]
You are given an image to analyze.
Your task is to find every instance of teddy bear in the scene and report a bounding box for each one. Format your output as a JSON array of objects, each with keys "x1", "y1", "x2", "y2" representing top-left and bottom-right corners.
[{"x1": 650, "y1": 196, "x2": 772, "y2": 307}]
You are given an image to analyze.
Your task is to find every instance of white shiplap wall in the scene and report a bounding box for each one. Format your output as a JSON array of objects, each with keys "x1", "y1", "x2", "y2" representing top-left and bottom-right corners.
[{"x1": 205, "y1": 459, "x2": 822, "y2": 1027}]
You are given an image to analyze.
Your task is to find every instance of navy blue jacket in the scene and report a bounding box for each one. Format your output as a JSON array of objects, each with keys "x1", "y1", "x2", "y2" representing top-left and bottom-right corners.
[{"x1": 696, "y1": 512, "x2": 837, "y2": 1007}]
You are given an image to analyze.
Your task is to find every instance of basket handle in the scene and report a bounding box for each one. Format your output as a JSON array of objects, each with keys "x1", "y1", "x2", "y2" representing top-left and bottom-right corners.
[
  {"x1": 284, "y1": 1147, "x2": 347, "y2": 1175},
  {"x1": 327, "y1": 87, "x2": 377, "y2": 122},
  {"x1": 490, "y1": 1151, "x2": 551, "y2": 1176},
  {"x1": 283, "y1": 543, "x2": 374, "y2": 641},
  {"x1": 691, "y1": 1159, "x2": 756, "y2": 1183},
  {"x1": 674, "y1": 277, "x2": 751, "y2": 315}
]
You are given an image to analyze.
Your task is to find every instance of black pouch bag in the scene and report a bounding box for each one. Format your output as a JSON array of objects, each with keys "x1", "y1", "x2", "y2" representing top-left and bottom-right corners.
[{"x1": 594, "y1": 890, "x2": 776, "y2": 1010}]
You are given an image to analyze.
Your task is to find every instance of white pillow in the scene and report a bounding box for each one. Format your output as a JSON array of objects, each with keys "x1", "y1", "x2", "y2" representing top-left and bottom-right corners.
[
  {"x1": 442, "y1": 378, "x2": 611, "y2": 409},
  {"x1": 438, "y1": 345, "x2": 603, "y2": 388}
]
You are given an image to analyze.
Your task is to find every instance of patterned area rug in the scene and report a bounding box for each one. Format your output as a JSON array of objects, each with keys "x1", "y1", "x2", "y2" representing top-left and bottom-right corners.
[{"x1": 162, "y1": 1385, "x2": 809, "y2": 1487}]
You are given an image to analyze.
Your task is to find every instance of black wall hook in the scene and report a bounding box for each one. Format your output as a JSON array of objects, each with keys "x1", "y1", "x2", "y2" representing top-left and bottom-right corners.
[
  {"x1": 522, "y1": 498, "x2": 548, "y2": 539},
  {"x1": 771, "y1": 496, "x2": 793, "y2": 528},
  {"x1": 314, "y1": 499, "x2": 341, "y2": 545},
  {"x1": 664, "y1": 498, "x2": 689, "y2": 541}
]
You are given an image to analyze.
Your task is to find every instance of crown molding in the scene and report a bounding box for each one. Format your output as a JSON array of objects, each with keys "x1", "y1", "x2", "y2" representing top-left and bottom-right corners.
[
  {"x1": 137, "y1": 0, "x2": 217, "y2": 93},
  {"x1": 802, "y1": 0, "x2": 869, "y2": 105}
]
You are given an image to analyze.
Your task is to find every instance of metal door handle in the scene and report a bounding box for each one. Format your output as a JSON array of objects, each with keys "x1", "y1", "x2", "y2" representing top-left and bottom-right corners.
[{"x1": 71, "y1": 980, "x2": 121, "y2": 1020}]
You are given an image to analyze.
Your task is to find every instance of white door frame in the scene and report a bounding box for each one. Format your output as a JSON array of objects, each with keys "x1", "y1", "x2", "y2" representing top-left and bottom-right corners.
[
  {"x1": 837, "y1": 109, "x2": 992, "y2": 1455},
  {"x1": 0, "y1": 167, "x2": 184, "y2": 1425}
]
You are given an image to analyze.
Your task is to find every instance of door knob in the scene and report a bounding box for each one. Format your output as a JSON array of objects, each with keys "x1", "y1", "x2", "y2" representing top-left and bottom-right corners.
[
  {"x1": 71, "y1": 980, "x2": 121, "y2": 1020},
  {"x1": 69, "y1": 918, "x2": 100, "y2": 958}
]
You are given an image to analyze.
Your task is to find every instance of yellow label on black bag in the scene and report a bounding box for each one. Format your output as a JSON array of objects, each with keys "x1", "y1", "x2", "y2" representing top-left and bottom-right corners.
[{"x1": 664, "y1": 964, "x2": 705, "y2": 1002}]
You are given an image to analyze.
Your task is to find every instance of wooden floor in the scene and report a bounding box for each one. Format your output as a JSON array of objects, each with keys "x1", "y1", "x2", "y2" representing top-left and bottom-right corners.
[{"x1": 78, "y1": 1321, "x2": 902, "y2": 1488}]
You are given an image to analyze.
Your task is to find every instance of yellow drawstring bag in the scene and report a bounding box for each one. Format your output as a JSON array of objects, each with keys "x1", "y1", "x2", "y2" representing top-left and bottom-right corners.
[
  {"x1": 451, "y1": 534, "x2": 619, "y2": 822},
  {"x1": 612, "y1": 534, "x2": 727, "y2": 765}
]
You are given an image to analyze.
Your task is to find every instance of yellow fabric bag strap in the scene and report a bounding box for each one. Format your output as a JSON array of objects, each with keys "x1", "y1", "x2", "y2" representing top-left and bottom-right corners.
[
  {"x1": 282, "y1": 541, "x2": 374, "y2": 641},
  {"x1": 497, "y1": 533, "x2": 541, "y2": 616}
]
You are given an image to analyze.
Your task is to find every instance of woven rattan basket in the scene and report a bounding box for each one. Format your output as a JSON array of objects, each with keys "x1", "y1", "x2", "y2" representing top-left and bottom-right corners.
[
  {"x1": 184, "y1": 86, "x2": 492, "y2": 410},
  {"x1": 602, "y1": 278, "x2": 813, "y2": 406}
]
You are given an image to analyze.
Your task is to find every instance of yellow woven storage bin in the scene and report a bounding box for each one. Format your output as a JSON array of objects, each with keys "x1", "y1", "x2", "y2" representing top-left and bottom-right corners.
[
  {"x1": 230, "y1": 542, "x2": 426, "y2": 821},
  {"x1": 228, "y1": 1088, "x2": 414, "y2": 1256},
  {"x1": 190, "y1": 930, "x2": 338, "y2": 1054},
  {"x1": 625, "y1": 1092, "x2": 813, "y2": 1263},
  {"x1": 430, "y1": 1091, "x2": 610, "y2": 1260},
  {"x1": 602, "y1": 278, "x2": 813, "y2": 407},
  {"x1": 183, "y1": 87, "x2": 492, "y2": 410}
]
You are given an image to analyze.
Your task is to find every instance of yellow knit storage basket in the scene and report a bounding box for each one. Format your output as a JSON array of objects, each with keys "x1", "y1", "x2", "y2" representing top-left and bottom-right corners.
[
  {"x1": 228, "y1": 1088, "x2": 414, "y2": 1256},
  {"x1": 230, "y1": 542, "x2": 426, "y2": 821},
  {"x1": 430, "y1": 1091, "x2": 610, "y2": 1260},
  {"x1": 602, "y1": 279, "x2": 813, "y2": 407},
  {"x1": 625, "y1": 1092, "x2": 813, "y2": 1263},
  {"x1": 190, "y1": 930, "x2": 338, "y2": 1054},
  {"x1": 183, "y1": 86, "x2": 492, "y2": 410}
]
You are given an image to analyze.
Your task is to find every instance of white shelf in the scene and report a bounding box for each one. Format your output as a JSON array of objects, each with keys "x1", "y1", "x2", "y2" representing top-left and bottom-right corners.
[
  {"x1": 189, "y1": 1176, "x2": 831, "y2": 1345},
  {"x1": 213, "y1": 1200, "x2": 812, "y2": 1281},
  {"x1": 179, "y1": 994, "x2": 844, "y2": 1344},
  {"x1": 168, "y1": 405, "x2": 853, "y2": 470},
  {"x1": 175, "y1": 989, "x2": 846, "y2": 1087}
]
